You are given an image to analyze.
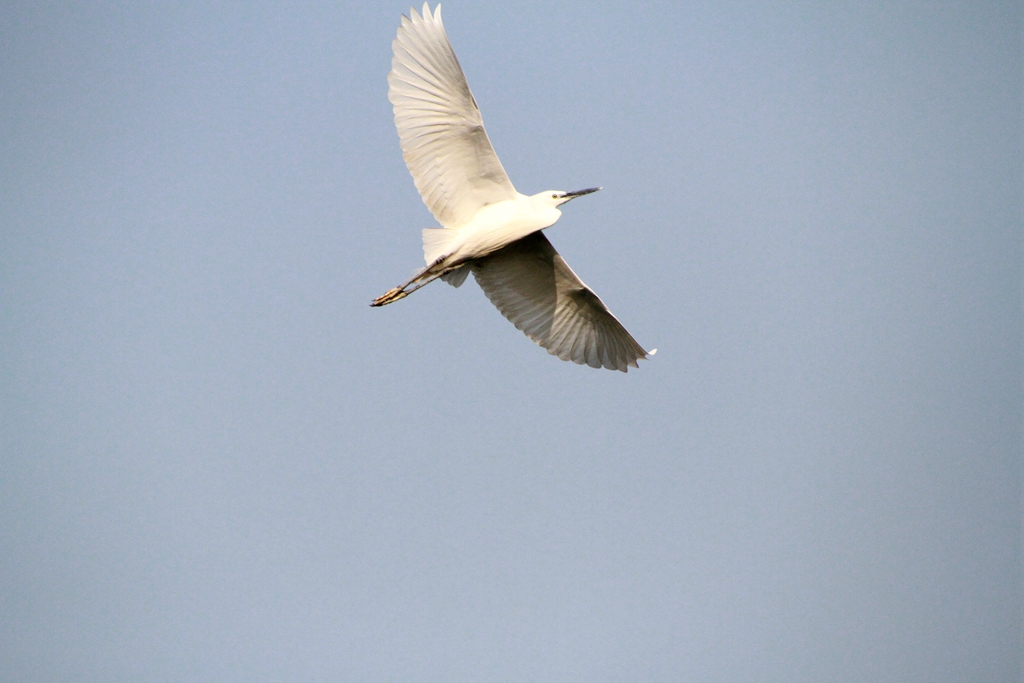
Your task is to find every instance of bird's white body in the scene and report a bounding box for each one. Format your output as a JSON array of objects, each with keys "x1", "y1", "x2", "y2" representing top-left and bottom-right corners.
[
  {"x1": 428, "y1": 193, "x2": 562, "y2": 266},
  {"x1": 372, "y1": 4, "x2": 654, "y2": 371}
]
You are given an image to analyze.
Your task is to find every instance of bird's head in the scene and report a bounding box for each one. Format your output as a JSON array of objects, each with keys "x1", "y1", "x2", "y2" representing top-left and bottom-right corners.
[{"x1": 535, "y1": 187, "x2": 602, "y2": 209}]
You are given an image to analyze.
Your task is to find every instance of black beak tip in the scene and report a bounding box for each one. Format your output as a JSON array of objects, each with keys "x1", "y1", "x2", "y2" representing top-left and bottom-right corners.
[{"x1": 565, "y1": 186, "x2": 602, "y2": 199}]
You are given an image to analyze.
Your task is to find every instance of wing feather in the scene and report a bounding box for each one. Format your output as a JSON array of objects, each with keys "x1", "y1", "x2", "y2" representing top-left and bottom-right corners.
[
  {"x1": 389, "y1": 4, "x2": 517, "y2": 228},
  {"x1": 471, "y1": 232, "x2": 650, "y2": 372}
]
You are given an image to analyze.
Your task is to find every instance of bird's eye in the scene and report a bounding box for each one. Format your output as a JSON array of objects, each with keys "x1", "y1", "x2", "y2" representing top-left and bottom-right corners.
[{"x1": 552, "y1": 194, "x2": 558, "y2": 199}]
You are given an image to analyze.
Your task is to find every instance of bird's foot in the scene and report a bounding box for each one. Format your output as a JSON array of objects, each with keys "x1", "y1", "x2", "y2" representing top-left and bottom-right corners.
[{"x1": 370, "y1": 287, "x2": 409, "y2": 307}]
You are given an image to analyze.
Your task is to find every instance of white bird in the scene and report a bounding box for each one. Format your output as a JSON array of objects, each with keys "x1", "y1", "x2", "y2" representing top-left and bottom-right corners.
[{"x1": 372, "y1": 3, "x2": 654, "y2": 372}]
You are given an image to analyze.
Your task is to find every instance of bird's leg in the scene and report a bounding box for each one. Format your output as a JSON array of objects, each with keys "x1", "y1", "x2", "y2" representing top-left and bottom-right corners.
[
  {"x1": 370, "y1": 263, "x2": 451, "y2": 307},
  {"x1": 370, "y1": 287, "x2": 410, "y2": 307}
]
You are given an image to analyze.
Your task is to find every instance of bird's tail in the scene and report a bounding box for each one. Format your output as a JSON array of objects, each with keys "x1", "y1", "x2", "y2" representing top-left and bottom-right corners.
[{"x1": 422, "y1": 228, "x2": 458, "y2": 265}]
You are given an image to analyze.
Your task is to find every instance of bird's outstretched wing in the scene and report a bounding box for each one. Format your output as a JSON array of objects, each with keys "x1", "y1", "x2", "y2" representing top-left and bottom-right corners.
[
  {"x1": 389, "y1": 4, "x2": 517, "y2": 228},
  {"x1": 471, "y1": 232, "x2": 651, "y2": 372}
]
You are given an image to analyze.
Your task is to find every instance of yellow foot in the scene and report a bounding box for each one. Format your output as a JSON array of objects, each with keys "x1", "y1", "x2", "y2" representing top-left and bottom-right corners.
[{"x1": 370, "y1": 287, "x2": 409, "y2": 307}]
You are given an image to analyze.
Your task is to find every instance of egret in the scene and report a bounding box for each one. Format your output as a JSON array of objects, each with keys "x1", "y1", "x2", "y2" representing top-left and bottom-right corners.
[{"x1": 372, "y1": 3, "x2": 654, "y2": 372}]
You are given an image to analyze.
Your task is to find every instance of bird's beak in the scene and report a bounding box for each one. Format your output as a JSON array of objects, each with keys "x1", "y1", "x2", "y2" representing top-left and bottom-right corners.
[{"x1": 561, "y1": 187, "x2": 602, "y2": 201}]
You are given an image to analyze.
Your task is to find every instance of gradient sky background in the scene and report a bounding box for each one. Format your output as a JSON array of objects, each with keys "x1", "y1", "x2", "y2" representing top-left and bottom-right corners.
[{"x1": 1, "y1": 1, "x2": 1020, "y2": 681}]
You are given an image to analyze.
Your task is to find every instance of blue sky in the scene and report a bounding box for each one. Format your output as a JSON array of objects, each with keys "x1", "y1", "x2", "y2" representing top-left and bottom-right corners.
[{"x1": 1, "y1": 2, "x2": 1020, "y2": 681}]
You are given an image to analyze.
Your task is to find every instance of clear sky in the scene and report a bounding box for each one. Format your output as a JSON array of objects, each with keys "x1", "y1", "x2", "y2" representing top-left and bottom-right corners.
[{"x1": 1, "y1": 1, "x2": 1020, "y2": 681}]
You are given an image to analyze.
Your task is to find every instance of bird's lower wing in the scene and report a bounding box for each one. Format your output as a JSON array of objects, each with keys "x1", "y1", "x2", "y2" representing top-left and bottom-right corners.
[{"x1": 471, "y1": 232, "x2": 650, "y2": 372}]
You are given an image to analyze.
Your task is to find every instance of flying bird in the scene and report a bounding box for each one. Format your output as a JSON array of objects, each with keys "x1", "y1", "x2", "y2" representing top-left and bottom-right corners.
[{"x1": 372, "y1": 3, "x2": 654, "y2": 372}]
